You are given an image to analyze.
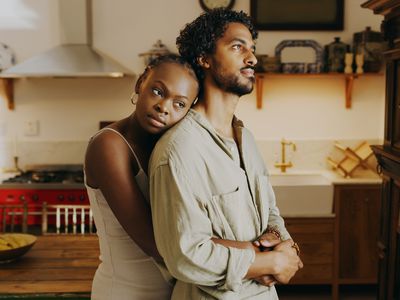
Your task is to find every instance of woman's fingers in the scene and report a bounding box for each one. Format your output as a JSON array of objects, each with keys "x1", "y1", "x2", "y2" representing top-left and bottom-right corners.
[{"x1": 254, "y1": 275, "x2": 276, "y2": 287}]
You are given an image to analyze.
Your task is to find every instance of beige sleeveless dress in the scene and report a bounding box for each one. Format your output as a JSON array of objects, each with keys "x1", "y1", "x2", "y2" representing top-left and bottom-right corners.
[{"x1": 85, "y1": 128, "x2": 172, "y2": 300}]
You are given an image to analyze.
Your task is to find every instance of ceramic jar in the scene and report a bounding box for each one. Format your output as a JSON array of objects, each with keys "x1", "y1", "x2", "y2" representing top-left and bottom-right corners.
[
  {"x1": 139, "y1": 40, "x2": 171, "y2": 66},
  {"x1": 263, "y1": 56, "x2": 281, "y2": 73},
  {"x1": 353, "y1": 27, "x2": 386, "y2": 72},
  {"x1": 325, "y1": 37, "x2": 350, "y2": 73}
]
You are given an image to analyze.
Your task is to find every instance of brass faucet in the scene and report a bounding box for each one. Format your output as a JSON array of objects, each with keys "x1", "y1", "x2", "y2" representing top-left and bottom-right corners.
[{"x1": 274, "y1": 139, "x2": 297, "y2": 173}]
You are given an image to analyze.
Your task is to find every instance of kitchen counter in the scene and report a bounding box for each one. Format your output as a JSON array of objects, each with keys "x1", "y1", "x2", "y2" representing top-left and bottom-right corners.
[
  {"x1": 0, "y1": 235, "x2": 99, "y2": 296},
  {"x1": 0, "y1": 172, "x2": 19, "y2": 183},
  {"x1": 324, "y1": 170, "x2": 381, "y2": 184},
  {"x1": 269, "y1": 169, "x2": 382, "y2": 185},
  {"x1": 268, "y1": 169, "x2": 382, "y2": 218}
]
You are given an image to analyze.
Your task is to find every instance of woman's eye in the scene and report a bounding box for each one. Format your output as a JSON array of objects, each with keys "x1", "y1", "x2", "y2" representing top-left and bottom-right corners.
[
  {"x1": 152, "y1": 88, "x2": 162, "y2": 96},
  {"x1": 232, "y1": 44, "x2": 242, "y2": 50},
  {"x1": 174, "y1": 101, "x2": 186, "y2": 109}
]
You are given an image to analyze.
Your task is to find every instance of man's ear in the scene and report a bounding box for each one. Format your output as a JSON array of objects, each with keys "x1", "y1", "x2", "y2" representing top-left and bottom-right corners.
[{"x1": 197, "y1": 55, "x2": 210, "y2": 69}]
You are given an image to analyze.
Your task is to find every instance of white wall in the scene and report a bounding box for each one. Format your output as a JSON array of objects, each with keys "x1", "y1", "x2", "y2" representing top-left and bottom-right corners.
[{"x1": 0, "y1": 0, "x2": 385, "y2": 168}]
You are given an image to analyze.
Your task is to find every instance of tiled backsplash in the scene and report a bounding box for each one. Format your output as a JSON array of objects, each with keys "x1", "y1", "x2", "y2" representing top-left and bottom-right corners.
[
  {"x1": 0, "y1": 141, "x2": 88, "y2": 169},
  {"x1": 257, "y1": 139, "x2": 382, "y2": 173},
  {"x1": 0, "y1": 139, "x2": 382, "y2": 173}
]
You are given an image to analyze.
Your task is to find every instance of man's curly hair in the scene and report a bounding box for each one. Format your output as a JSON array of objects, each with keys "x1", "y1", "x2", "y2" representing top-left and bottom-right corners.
[{"x1": 176, "y1": 8, "x2": 258, "y2": 86}]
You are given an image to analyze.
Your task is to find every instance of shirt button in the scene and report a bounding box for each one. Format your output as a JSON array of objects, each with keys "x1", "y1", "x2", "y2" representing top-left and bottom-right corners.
[{"x1": 230, "y1": 146, "x2": 235, "y2": 151}]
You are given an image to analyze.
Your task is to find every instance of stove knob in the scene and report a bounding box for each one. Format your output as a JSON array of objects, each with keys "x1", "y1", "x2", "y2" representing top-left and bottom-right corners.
[
  {"x1": 57, "y1": 195, "x2": 65, "y2": 201},
  {"x1": 68, "y1": 195, "x2": 76, "y2": 201},
  {"x1": 79, "y1": 195, "x2": 86, "y2": 202},
  {"x1": 32, "y1": 194, "x2": 39, "y2": 201},
  {"x1": 19, "y1": 195, "x2": 25, "y2": 201}
]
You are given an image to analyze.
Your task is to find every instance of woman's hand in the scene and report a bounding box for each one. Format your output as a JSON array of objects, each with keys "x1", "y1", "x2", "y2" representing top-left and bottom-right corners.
[
  {"x1": 254, "y1": 275, "x2": 277, "y2": 287},
  {"x1": 212, "y1": 236, "x2": 303, "y2": 286},
  {"x1": 211, "y1": 238, "x2": 259, "y2": 252},
  {"x1": 253, "y1": 232, "x2": 281, "y2": 251}
]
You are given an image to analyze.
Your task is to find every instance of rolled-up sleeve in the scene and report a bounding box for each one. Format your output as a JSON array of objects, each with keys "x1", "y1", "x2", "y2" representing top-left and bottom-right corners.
[{"x1": 150, "y1": 160, "x2": 255, "y2": 292}]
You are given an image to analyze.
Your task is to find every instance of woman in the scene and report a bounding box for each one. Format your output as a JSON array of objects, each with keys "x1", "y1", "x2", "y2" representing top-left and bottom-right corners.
[{"x1": 84, "y1": 54, "x2": 199, "y2": 300}]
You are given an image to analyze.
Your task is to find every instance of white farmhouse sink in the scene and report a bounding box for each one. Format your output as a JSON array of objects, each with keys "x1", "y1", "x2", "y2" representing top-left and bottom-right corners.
[{"x1": 269, "y1": 173, "x2": 334, "y2": 216}]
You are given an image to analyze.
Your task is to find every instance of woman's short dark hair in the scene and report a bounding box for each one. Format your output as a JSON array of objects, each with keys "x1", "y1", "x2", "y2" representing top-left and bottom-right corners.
[
  {"x1": 135, "y1": 53, "x2": 198, "y2": 93},
  {"x1": 176, "y1": 8, "x2": 258, "y2": 84}
]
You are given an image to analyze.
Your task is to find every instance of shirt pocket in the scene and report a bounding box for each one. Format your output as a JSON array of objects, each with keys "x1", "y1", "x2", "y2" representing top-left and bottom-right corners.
[{"x1": 209, "y1": 186, "x2": 243, "y2": 240}]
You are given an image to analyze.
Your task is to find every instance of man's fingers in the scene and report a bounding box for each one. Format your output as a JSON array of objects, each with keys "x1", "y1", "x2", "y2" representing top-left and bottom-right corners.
[{"x1": 298, "y1": 259, "x2": 304, "y2": 269}]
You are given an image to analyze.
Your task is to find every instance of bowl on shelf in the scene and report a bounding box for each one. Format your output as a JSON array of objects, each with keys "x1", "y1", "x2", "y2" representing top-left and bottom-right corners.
[{"x1": 0, "y1": 233, "x2": 37, "y2": 263}]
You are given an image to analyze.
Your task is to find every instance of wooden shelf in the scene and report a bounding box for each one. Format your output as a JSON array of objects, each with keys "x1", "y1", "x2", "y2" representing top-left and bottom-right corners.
[
  {"x1": 0, "y1": 78, "x2": 14, "y2": 110},
  {"x1": 255, "y1": 72, "x2": 383, "y2": 110}
]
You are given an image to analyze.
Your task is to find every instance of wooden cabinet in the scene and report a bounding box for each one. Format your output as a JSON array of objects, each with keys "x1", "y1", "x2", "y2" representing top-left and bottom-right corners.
[
  {"x1": 334, "y1": 184, "x2": 381, "y2": 283},
  {"x1": 363, "y1": 1, "x2": 400, "y2": 299},
  {"x1": 285, "y1": 183, "x2": 381, "y2": 300},
  {"x1": 375, "y1": 174, "x2": 400, "y2": 300},
  {"x1": 285, "y1": 217, "x2": 335, "y2": 285}
]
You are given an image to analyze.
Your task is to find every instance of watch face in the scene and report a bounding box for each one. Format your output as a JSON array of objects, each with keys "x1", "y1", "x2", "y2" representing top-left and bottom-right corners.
[
  {"x1": 0, "y1": 43, "x2": 15, "y2": 72},
  {"x1": 200, "y1": 0, "x2": 234, "y2": 11}
]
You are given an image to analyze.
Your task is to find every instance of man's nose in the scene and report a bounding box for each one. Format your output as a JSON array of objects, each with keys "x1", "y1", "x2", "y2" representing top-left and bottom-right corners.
[{"x1": 245, "y1": 50, "x2": 257, "y2": 67}]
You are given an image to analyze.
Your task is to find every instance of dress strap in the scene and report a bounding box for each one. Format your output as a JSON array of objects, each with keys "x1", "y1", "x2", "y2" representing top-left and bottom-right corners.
[{"x1": 92, "y1": 127, "x2": 144, "y2": 171}]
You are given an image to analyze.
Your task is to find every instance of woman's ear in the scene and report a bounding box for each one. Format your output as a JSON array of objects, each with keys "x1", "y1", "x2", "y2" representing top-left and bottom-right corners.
[
  {"x1": 135, "y1": 74, "x2": 144, "y2": 94},
  {"x1": 197, "y1": 55, "x2": 210, "y2": 69}
]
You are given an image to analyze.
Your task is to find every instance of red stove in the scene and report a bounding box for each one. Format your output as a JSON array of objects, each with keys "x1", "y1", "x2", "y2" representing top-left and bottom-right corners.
[{"x1": 0, "y1": 165, "x2": 88, "y2": 226}]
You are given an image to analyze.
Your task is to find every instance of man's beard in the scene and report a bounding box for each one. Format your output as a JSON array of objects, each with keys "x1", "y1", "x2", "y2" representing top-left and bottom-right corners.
[{"x1": 211, "y1": 66, "x2": 254, "y2": 97}]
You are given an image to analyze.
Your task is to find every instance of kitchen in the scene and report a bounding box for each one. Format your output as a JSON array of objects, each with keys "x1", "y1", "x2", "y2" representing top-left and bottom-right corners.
[{"x1": 0, "y1": 0, "x2": 398, "y2": 299}]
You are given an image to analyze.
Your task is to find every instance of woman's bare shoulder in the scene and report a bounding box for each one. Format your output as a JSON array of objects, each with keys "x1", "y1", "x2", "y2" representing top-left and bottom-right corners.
[{"x1": 85, "y1": 129, "x2": 133, "y2": 187}]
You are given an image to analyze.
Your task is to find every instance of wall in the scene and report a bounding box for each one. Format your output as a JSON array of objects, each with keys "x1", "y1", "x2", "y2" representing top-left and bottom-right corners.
[{"x1": 0, "y1": 0, "x2": 385, "y2": 171}]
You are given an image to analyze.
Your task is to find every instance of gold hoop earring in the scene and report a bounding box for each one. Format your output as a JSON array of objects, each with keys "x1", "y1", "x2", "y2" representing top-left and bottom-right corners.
[{"x1": 130, "y1": 92, "x2": 138, "y2": 105}]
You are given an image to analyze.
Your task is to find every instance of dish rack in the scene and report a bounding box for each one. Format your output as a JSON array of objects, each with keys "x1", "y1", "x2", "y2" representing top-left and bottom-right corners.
[{"x1": 327, "y1": 141, "x2": 375, "y2": 178}]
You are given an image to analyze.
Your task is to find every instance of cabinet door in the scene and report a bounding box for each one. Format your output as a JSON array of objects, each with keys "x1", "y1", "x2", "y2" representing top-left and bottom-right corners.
[
  {"x1": 285, "y1": 217, "x2": 334, "y2": 284},
  {"x1": 377, "y1": 176, "x2": 391, "y2": 299},
  {"x1": 336, "y1": 184, "x2": 381, "y2": 281},
  {"x1": 384, "y1": 59, "x2": 394, "y2": 147},
  {"x1": 393, "y1": 58, "x2": 400, "y2": 152},
  {"x1": 386, "y1": 179, "x2": 400, "y2": 300}
]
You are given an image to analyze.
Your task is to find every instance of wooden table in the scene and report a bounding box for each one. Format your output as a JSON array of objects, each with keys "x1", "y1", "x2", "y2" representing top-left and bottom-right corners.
[{"x1": 0, "y1": 235, "x2": 99, "y2": 297}]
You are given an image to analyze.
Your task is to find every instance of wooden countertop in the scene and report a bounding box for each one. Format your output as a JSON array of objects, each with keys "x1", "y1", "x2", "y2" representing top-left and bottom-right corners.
[{"x1": 0, "y1": 235, "x2": 99, "y2": 296}]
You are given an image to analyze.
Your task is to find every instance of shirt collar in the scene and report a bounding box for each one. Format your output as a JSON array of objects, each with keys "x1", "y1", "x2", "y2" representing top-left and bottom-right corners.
[
  {"x1": 187, "y1": 109, "x2": 245, "y2": 162},
  {"x1": 187, "y1": 109, "x2": 244, "y2": 133}
]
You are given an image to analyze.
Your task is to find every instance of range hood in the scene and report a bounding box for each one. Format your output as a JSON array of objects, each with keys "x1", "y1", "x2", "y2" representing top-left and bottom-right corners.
[{"x1": 0, "y1": 0, "x2": 134, "y2": 78}]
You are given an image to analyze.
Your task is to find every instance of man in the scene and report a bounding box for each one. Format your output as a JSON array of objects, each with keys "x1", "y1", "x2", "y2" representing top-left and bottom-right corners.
[{"x1": 149, "y1": 9, "x2": 302, "y2": 299}]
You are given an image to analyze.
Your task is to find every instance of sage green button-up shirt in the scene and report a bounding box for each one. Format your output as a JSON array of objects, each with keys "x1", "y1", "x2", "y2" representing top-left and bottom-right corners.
[{"x1": 149, "y1": 109, "x2": 290, "y2": 300}]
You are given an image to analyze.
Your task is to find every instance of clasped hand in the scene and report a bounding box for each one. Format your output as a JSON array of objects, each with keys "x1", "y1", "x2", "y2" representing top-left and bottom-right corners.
[{"x1": 252, "y1": 233, "x2": 303, "y2": 287}]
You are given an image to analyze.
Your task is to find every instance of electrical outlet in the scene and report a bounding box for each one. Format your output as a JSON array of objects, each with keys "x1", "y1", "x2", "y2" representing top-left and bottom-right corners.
[{"x1": 24, "y1": 120, "x2": 39, "y2": 136}]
